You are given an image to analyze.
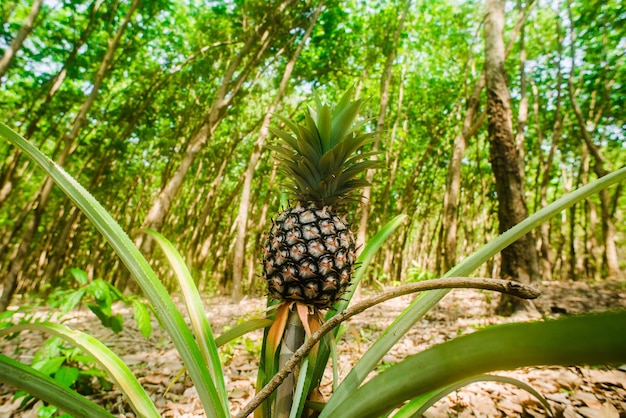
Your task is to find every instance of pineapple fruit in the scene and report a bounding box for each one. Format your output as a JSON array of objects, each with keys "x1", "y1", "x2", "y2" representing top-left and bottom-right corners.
[{"x1": 263, "y1": 88, "x2": 379, "y2": 309}]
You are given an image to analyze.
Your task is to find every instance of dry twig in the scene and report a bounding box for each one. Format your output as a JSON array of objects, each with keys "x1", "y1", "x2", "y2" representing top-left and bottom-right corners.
[{"x1": 235, "y1": 277, "x2": 540, "y2": 418}]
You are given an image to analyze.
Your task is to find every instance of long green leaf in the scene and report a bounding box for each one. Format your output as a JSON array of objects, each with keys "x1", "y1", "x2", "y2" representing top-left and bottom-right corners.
[
  {"x1": 0, "y1": 354, "x2": 113, "y2": 418},
  {"x1": 395, "y1": 374, "x2": 553, "y2": 417},
  {"x1": 145, "y1": 228, "x2": 228, "y2": 410},
  {"x1": 321, "y1": 166, "x2": 626, "y2": 417},
  {"x1": 214, "y1": 318, "x2": 273, "y2": 348},
  {"x1": 329, "y1": 310, "x2": 626, "y2": 418},
  {"x1": 0, "y1": 122, "x2": 226, "y2": 418},
  {"x1": 289, "y1": 355, "x2": 310, "y2": 418},
  {"x1": 0, "y1": 322, "x2": 159, "y2": 417}
]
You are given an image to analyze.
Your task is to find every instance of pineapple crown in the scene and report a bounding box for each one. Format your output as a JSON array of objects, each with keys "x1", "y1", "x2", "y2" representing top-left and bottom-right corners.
[{"x1": 269, "y1": 87, "x2": 381, "y2": 209}]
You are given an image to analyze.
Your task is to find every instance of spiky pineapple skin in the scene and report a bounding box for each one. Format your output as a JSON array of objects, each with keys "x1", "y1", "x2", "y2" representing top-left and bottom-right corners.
[{"x1": 263, "y1": 204, "x2": 356, "y2": 309}]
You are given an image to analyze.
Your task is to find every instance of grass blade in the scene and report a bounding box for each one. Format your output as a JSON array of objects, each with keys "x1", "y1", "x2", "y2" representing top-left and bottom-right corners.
[
  {"x1": 215, "y1": 318, "x2": 273, "y2": 347},
  {"x1": 0, "y1": 322, "x2": 159, "y2": 417},
  {"x1": 0, "y1": 122, "x2": 226, "y2": 418},
  {"x1": 289, "y1": 355, "x2": 310, "y2": 418},
  {"x1": 145, "y1": 228, "x2": 228, "y2": 410}
]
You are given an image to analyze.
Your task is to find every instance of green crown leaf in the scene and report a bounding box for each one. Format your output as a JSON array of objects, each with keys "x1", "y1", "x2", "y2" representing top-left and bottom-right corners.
[{"x1": 269, "y1": 87, "x2": 383, "y2": 208}]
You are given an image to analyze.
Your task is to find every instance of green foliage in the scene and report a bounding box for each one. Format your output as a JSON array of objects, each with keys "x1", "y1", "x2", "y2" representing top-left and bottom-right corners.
[
  {"x1": 13, "y1": 336, "x2": 111, "y2": 410},
  {"x1": 1, "y1": 0, "x2": 624, "y2": 296},
  {"x1": 406, "y1": 260, "x2": 437, "y2": 283},
  {"x1": 1, "y1": 0, "x2": 626, "y2": 412},
  {"x1": 44, "y1": 268, "x2": 153, "y2": 338},
  {"x1": 1, "y1": 122, "x2": 626, "y2": 417}
]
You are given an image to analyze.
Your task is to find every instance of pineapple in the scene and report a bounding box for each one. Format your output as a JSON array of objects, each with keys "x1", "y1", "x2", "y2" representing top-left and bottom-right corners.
[{"x1": 263, "y1": 88, "x2": 379, "y2": 309}]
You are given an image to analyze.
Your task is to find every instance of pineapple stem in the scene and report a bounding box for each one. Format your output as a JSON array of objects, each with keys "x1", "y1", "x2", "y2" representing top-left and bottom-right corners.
[{"x1": 274, "y1": 308, "x2": 305, "y2": 417}]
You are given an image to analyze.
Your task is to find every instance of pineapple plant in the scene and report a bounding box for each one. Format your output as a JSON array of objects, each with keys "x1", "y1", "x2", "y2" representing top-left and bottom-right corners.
[
  {"x1": 263, "y1": 88, "x2": 379, "y2": 310},
  {"x1": 259, "y1": 87, "x2": 380, "y2": 417}
]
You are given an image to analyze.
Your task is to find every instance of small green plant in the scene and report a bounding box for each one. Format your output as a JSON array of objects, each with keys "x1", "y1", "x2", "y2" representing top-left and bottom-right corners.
[
  {"x1": 1, "y1": 113, "x2": 626, "y2": 418},
  {"x1": 2, "y1": 267, "x2": 153, "y2": 416},
  {"x1": 13, "y1": 336, "x2": 112, "y2": 412},
  {"x1": 407, "y1": 260, "x2": 437, "y2": 283},
  {"x1": 46, "y1": 268, "x2": 154, "y2": 338}
]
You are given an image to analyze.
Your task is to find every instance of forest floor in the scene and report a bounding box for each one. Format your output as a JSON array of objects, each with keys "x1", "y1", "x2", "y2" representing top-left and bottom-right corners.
[{"x1": 1, "y1": 279, "x2": 625, "y2": 418}]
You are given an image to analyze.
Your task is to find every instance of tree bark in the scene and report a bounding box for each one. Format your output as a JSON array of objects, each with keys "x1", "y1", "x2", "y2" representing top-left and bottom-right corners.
[
  {"x1": 439, "y1": 0, "x2": 537, "y2": 273},
  {"x1": 440, "y1": 76, "x2": 485, "y2": 273},
  {"x1": 0, "y1": 0, "x2": 43, "y2": 83},
  {"x1": 484, "y1": 0, "x2": 539, "y2": 316},
  {"x1": 514, "y1": 0, "x2": 528, "y2": 179},
  {"x1": 532, "y1": 76, "x2": 563, "y2": 281},
  {"x1": 532, "y1": 18, "x2": 565, "y2": 280}
]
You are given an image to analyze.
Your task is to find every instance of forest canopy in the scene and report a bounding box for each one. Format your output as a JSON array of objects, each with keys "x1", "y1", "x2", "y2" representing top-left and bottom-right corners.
[{"x1": 0, "y1": 0, "x2": 624, "y2": 310}]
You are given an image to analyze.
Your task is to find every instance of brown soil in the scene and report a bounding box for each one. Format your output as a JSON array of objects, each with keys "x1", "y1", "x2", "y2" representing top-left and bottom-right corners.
[{"x1": 1, "y1": 279, "x2": 625, "y2": 417}]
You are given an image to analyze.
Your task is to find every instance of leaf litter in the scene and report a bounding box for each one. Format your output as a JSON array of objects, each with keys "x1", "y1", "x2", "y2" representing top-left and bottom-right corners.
[{"x1": 1, "y1": 279, "x2": 625, "y2": 417}]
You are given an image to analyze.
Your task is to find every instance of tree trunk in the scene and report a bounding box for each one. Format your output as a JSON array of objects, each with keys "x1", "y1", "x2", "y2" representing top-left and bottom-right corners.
[
  {"x1": 0, "y1": 0, "x2": 43, "y2": 83},
  {"x1": 381, "y1": 65, "x2": 407, "y2": 276},
  {"x1": 484, "y1": 0, "x2": 539, "y2": 316},
  {"x1": 133, "y1": 1, "x2": 295, "y2": 272},
  {"x1": 533, "y1": 82, "x2": 563, "y2": 280},
  {"x1": 440, "y1": 76, "x2": 485, "y2": 273},
  {"x1": 514, "y1": 1, "x2": 527, "y2": 179},
  {"x1": 357, "y1": 0, "x2": 411, "y2": 266},
  {"x1": 0, "y1": 0, "x2": 141, "y2": 312},
  {"x1": 439, "y1": 0, "x2": 536, "y2": 273},
  {"x1": 531, "y1": 19, "x2": 564, "y2": 280}
]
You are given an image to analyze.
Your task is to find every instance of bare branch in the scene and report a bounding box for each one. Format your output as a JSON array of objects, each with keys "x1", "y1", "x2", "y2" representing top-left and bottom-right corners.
[{"x1": 235, "y1": 277, "x2": 540, "y2": 418}]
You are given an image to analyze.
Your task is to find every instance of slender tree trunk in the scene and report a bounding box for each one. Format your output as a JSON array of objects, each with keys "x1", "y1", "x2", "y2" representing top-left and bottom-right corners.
[
  {"x1": 358, "y1": 0, "x2": 411, "y2": 267},
  {"x1": 439, "y1": 0, "x2": 537, "y2": 273},
  {"x1": 0, "y1": 151, "x2": 29, "y2": 206},
  {"x1": 188, "y1": 133, "x2": 242, "y2": 261},
  {"x1": 133, "y1": 1, "x2": 295, "y2": 272},
  {"x1": 567, "y1": 75, "x2": 620, "y2": 278},
  {"x1": 380, "y1": 62, "x2": 407, "y2": 223},
  {"x1": 484, "y1": 0, "x2": 539, "y2": 316},
  {"x1": 40, "y1": 152, "x2": 111, "y2": 285},
  {"x1": 514, "y1": 1, "x2": 527, "y2": 178},
  {"x1": 0, "y1": 0, "x2": 141, "y2": 312},
  {"x1": 440, "y1": 76, "x2": 485, "y2": 272},
  {"x1": 231, "y1": 2, "x2": 322, "y2": 301},
  {"x1": 381, "y1": 68, "x2": 408, "y2": 276},
  {"x1": 533, "y1": 79, "x2": 563, "y2": 280},
  {"x1": 0, "y1": 0, "x2": 43, "y2": 83}
]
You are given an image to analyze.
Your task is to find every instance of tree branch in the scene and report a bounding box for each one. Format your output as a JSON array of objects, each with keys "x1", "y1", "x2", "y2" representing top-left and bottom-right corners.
[{"x1": 235, "y1": 277, "x2": 540, "y2": 418}]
